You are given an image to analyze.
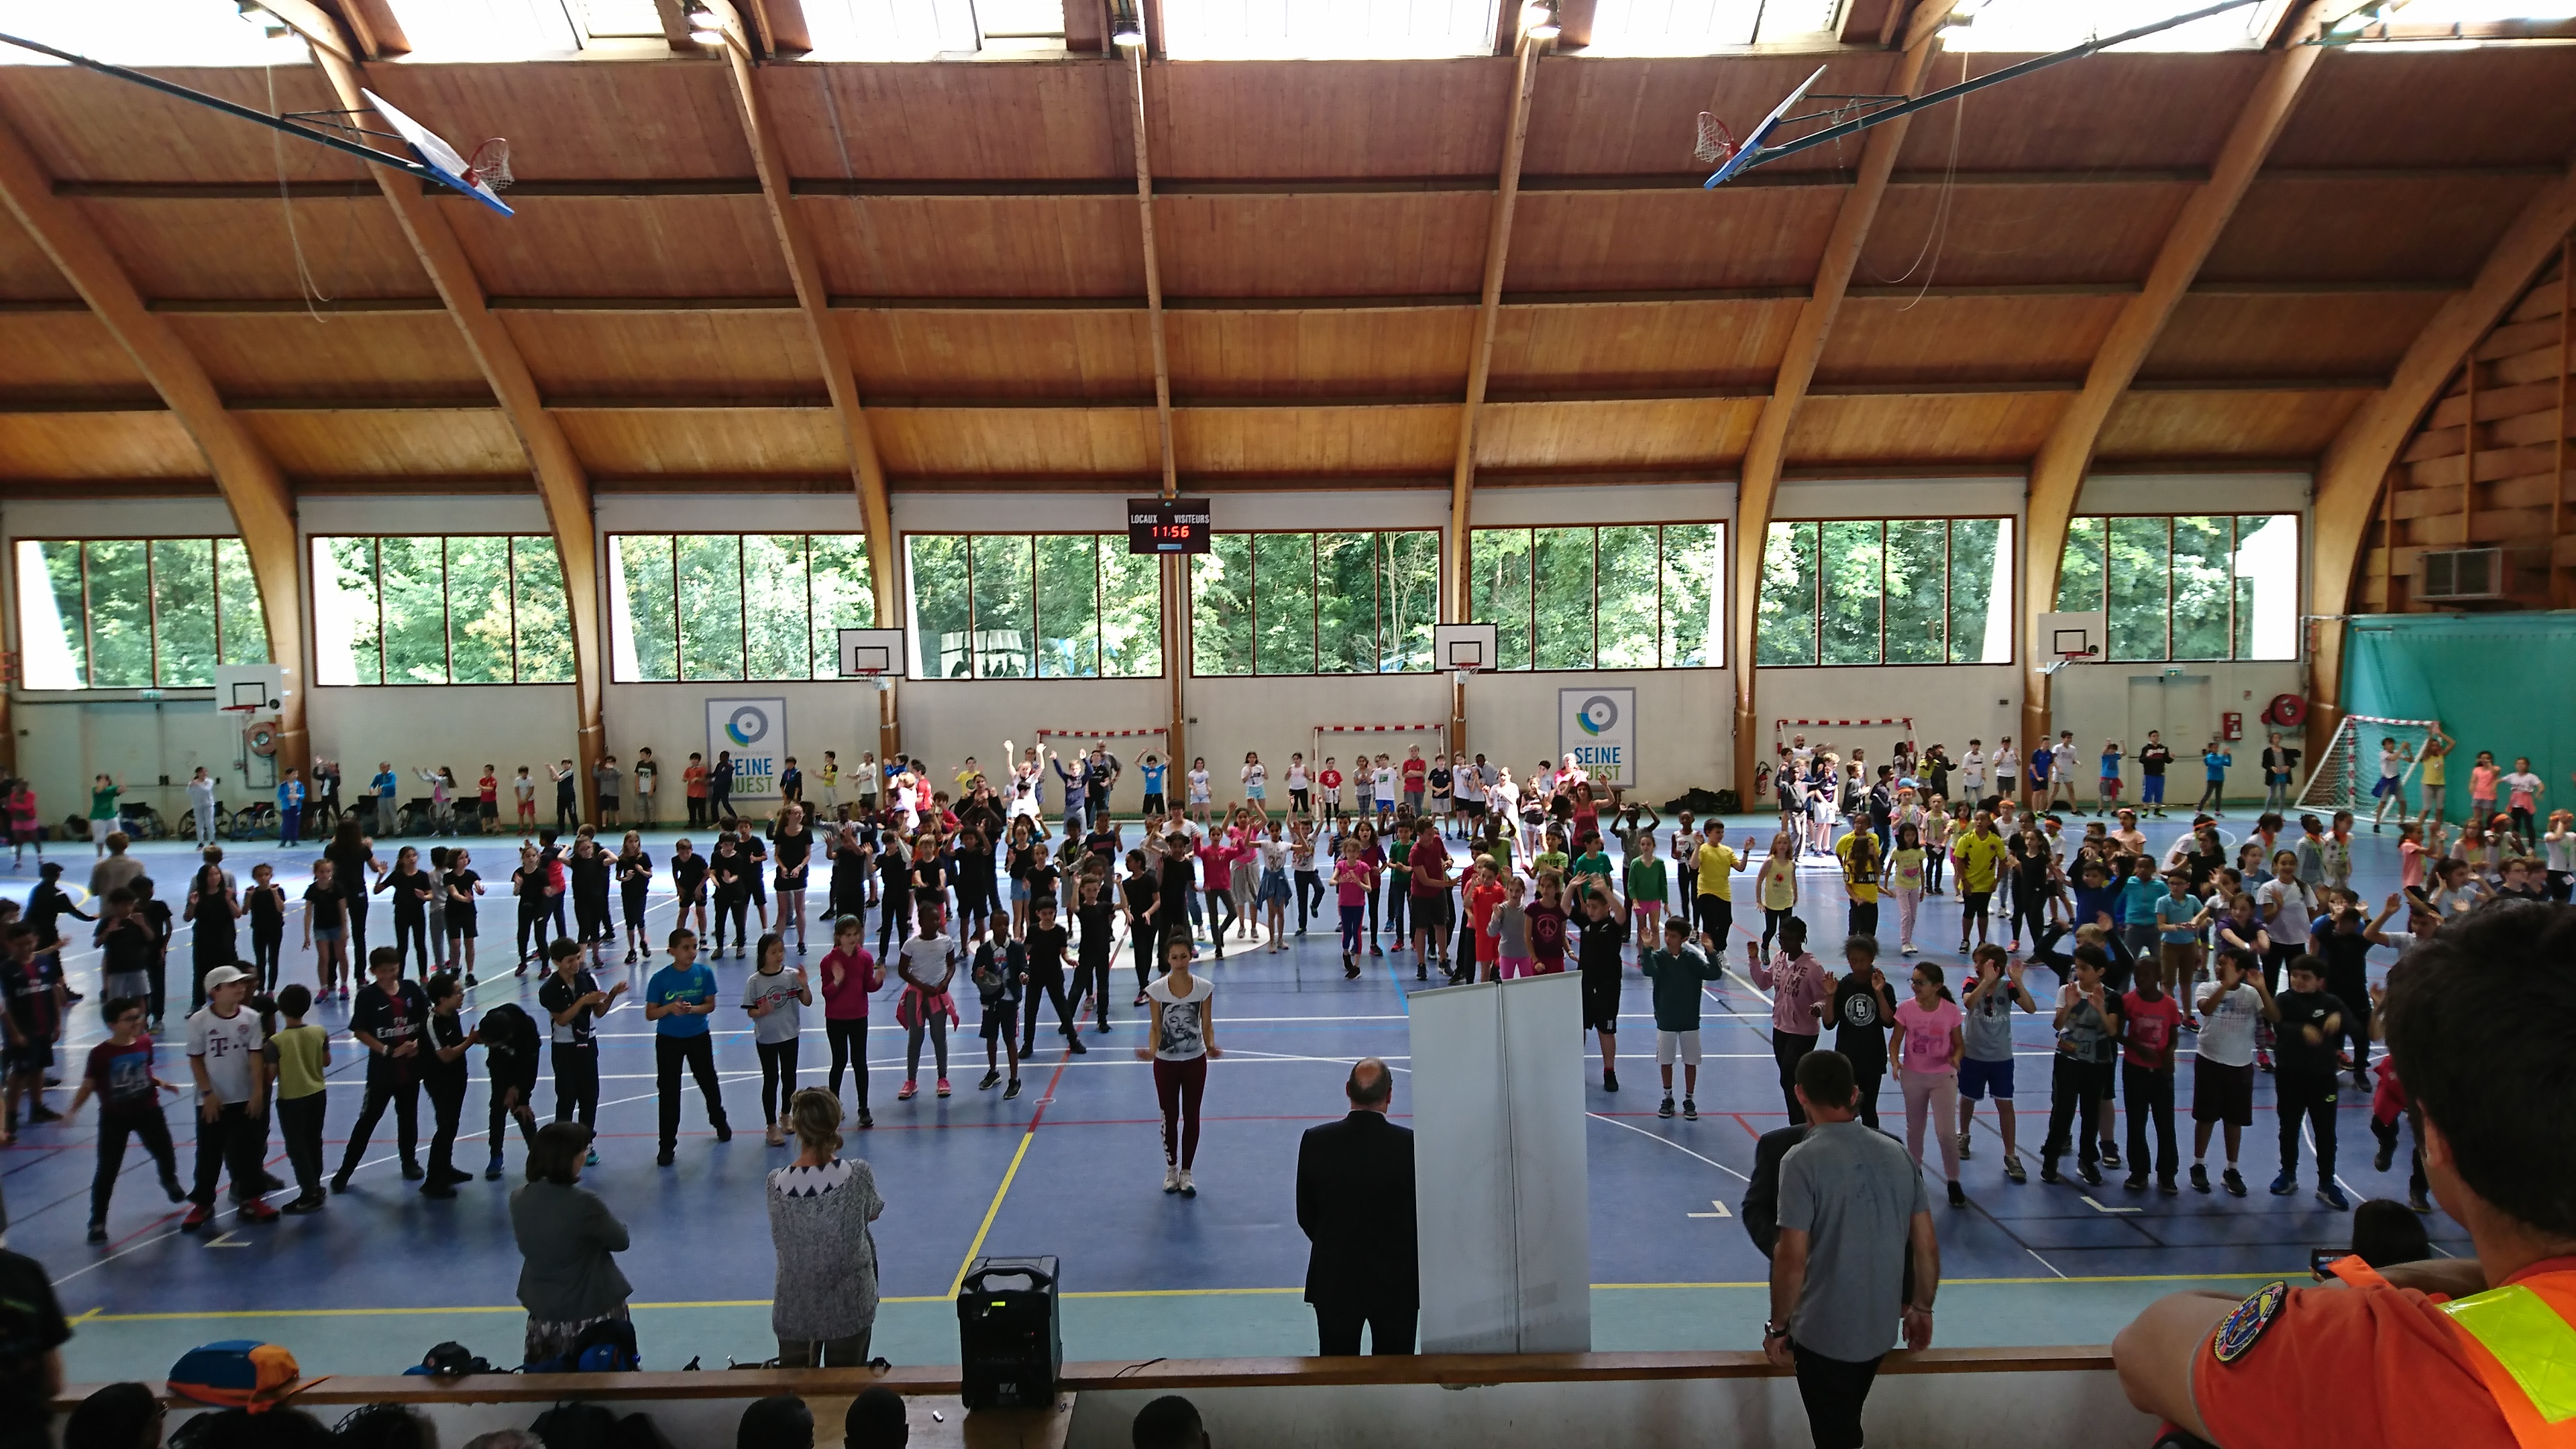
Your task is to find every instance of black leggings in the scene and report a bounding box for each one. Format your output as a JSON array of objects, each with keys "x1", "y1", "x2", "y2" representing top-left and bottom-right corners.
[
  {"x1": 1295, "y1": 870, "x2": 1324, "y2": 930},
  {"x1": 252, "y1": 928, "x2": 283, "y2": 989},
  {"x1": 1075, "y1": 953, "x2": 1111, "y2": 1022},
  {"x1": 517, "y1": 904, "x2": 551, "y2": 963},
  {"x1": 1774, "y1": 1030, "x2": 1817, "y2": 1125},
  {"x1": 91, "y1": 1110, "x2": 178, "y2": 1224},
  {"x1": 713, "y1": 893, "x2": 750, "y2": 953},
  {"x1": 826, "y1": 1018, "x2": 869, "y2": 1109},
  {"x1": 1762, "y1": 907, "x2": 1794, "y2": 952},
  {"x1": 623, "y1": 885, "x2": 650, "y2": 939},
  {"x1": 1022, "y1": 974, "x2": 1078, "y2": 1044},
  {"x1": 1204, "y1": 888, "x2": 1236, "y2": 946},
  {"x1": 757, "y1": 1039, "x2": 799, "y2": 1122},
  {"x1": 1132, "y1": 928, "x2": 1158, "y2": 994},
  {"x1": 2011, "y1": 890, "x2": 2049, "y2": 947},
  {"x1": 877, "y1": 892, "x2": 912, "y2": 959}
]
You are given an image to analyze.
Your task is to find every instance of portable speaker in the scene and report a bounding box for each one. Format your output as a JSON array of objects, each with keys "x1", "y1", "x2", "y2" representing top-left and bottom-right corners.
[{"x1": 957, "y1": 1255, "x2": 1061, "y2": 1410}]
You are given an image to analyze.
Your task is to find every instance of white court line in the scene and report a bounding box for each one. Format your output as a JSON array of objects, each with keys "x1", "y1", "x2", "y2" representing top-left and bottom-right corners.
[{"x1": 1588, "y1": 1111, "x2": 1752, "y2": 1183}]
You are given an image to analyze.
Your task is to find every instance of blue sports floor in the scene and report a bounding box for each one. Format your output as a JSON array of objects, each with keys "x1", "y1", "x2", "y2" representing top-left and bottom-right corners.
[{"x1": 0, "y1": 816, "x2": 2453, "y2": 1381}]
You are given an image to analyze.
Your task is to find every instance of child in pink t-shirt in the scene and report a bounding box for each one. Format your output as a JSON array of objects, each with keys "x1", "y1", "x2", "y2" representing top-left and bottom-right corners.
[{"x1": 1894, "y1": 961, "x2": 1966, "y2": 1203}]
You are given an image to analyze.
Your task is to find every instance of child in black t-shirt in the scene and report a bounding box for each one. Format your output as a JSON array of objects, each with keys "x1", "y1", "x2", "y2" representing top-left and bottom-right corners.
[
  {"x1": 972, "y1": 936, "x2": 1024, "y2": 1097},
  {"x1": 65, "y1": 993, "x2": 184, "y2": 1238},
  {"x1": 444, "y1": 851, "x2": 485, "y2": 985},
  {"x1": 303, "y1": 861, "x2": 348, "y2": 1000},
  {"x1": 1018, "y1": 900, "x2": 1083, "y2": 1057},
  {"x1": 1075, "y1": 875, "x2": 1118, "y2": 1035},
  {"x1": 244, "y1": 863, "x2": 287, "y2": 991},
  {"x1": 2269, "y1": 954, "x2": 2349, "y2": 1211},
  {"x1": 134, "y1": 876, "x2": 174, "y2": 1029}
]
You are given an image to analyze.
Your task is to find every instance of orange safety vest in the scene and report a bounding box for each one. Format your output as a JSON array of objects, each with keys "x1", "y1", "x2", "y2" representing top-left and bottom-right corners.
[{"x1": 2325, "y1": 1256, "x2": 2576, "y2": 1449}]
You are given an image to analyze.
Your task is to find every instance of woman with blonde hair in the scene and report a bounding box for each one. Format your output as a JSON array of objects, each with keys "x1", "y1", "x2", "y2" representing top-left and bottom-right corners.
[{"x1": 767, "y1": 1088, "x2": 884, "y2": 1366}]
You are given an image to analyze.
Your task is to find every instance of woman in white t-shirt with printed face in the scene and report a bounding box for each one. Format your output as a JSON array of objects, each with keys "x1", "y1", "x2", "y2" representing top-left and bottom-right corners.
[{"x1": 1139, "y1": 937, "x2": 1220, "y2": 1197}]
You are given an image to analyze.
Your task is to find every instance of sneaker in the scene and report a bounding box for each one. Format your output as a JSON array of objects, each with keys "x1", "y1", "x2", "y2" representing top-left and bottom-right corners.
[
  {"x1": 87, "y1": 1221, "x2": 107, "y2": 1243},
  {"x1": 1163, "y1": 1163, "x2": 1181, "y2": 1193},
  {"x1": 180, "y1": 1203, "x2": 213, "y2": 1232},
  {"x1": 657, "y1": 1148, "x2": 675, "y2": 1167},
  {"x1": 2256, "y1": 1049, "x2": 2274, "y2": 1074},
  {"x1": 1956, "y1": 1130, "x2": 1972, "y2": 1161},
  {"x1": 2317, "y1": 1184, "x2": 2351, "y2": 1212},
  {"x1": 2269, "y1": 1172, "x2": 2298, "y2": 1196},
  {"x1": 899, "y1": 1079, "x2": 918, "y2": 1100},
  {"x1": 238, "y1": 1197, "x2": 278, "y2": 1222},
  {"x1": 1177, "y1": 1169, "x2": 1196, "y2": 1197},
  {"x1": 420, "y1": 1181, "x2": 457, "y2": 1199},
  {"x1": 859, "y1": 1108, "x2": 875, "y2": 1127},
  {"x1": 2408, "y1": 1188, "x2": 2434, "y2": 1214},
  {"x1": 2124, "y1": 1173, "x2": 2147, "y2": 1193},
  {"x1": 2373, "y1": 1141, "x2": 2395, "y2": 1173},
  {"x1": 2190, "y1": 1163, "x2": 2211, "y2": 1193},
  {"x1": 1603, "y1": 1069, "x2": 1619, "y2": 1093},
  {"x1": 1067, "y1": 1036, "x2": 1088, "y2": 1055},
  {"x1": 1658, "y1": 1095, "x2": 1675, "y2": 1119},
  {"x1": 1900, "y1": 942, "x2": 1917, "y2": 956},
  {"x1": 586, "y1": 1147, "x2": 600, "y2": 1166},
  {"x1": 936, "y1": 1077, "x2": 953, "y2": 1097},
  {"x1": 2100, "y1": 1142, "x2": 2122, "y2": 1170},
  {"x1": 1002, "y1": 1079, "x2": 1021, "y2": 1100},
  {"x1": 1947, "y1": 1181, "x2": 1967, "y2": 1208},
  {"x1": 765, "y1": 1123, "x2": 786, "y2": 1148},
  {"x1": 162, "y1": 1174, "x2": 186, "y2": 1203},
  {"x1": 485, "y1": 1153, "x2": 504, "y2": 1181},
  {"x1": 1682, "y1": 1097, "x2": 1698, "y2": 1121},
  {"x1": 464, "y1": 972, "x2": 479, "y2": 987},
  {"x1": 2158, "y1": 1177, "x2": 2180, "y2": 1195},
  {"x1": 2003, "y1": 1155, "x2": 2027, "y2": 1184},
  {"x1": 2223, "y1": 1167, "x2": 2247, "y2": 1197},
  {"x1": 2040, "y1": 1159, "x2": 2061, "y2": 1185},
  {"x1": 400, "y1": 1160, "x2": 425, "y2": 1182},
  {"x1": 978, "y1": 1069, "x2": 1002, "y2": 1091},
  {"x1": 328, "y1": 1171, "x2": 351, "y2": 1195},
  {"x1": 713, "y1": 1120, "x2": 733, "y2": 1143},
  {"x1": 2078, "y1": 1160, "x2": 2102, "y2": 1187}
]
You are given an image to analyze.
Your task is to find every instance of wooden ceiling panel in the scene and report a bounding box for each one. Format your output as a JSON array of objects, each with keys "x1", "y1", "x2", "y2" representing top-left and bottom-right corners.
[
  {"x1": 1889, "y1": 51, "x2": 2265, "y2": 172},
  {"x1": 1152, "y1": 60, "x2": 1510, "y2": 178},
  {"x1": 1476, "y1": 398, "x2": 1756, "y2": 470},
  {"x1": 763, "y1": 62, "x2": 1126, "y2": 180},
  {"x1": 2095, "y1": 386, "x2": 2373, "y2": 460},
  {"x1": 844, "y1": 309, "x2": 1153, "y2": 400},
  {"x1": 802, "y1": 196, "x2": 1141, "y2": 297},
  {"x1": 0, "y1": 210, "x2": 77, "y2": 300},
  {"x1": 555, "y1": 407, "x2": 847, "y2": 477},
  {"x1": 872, "y1": 406, "x2": 1157, "y2": 476},
  {"x1": 0, "y1": 66, "x2": 364, "y2": 183},
  {"x1": 1524, "y1": 54, "x2": 1901, "y2": 178},
  {"x1": 2198, "y1": 175, "x2": 2546, "y2": 284},
  {"x1": 1855, "y1": 182, "x2": 2193, "y2": 286},
  {"x1": 1815, "y1": 294, "x2": 2129, "y2": 386},
  {"x1": 367, "y1": 62, "x2": 756, "y2": 180},
  {"x1": 72, "y1": 198, "x2": 431, "y2": 299},
  {"x1": 1157, "y1": 194, "x2": 1489, "y2": 297},
  {"x1": 501, "y1": 311, "x2": 821, "y2": 399},
  {"x1": 0, "y1": 313, "x2": 151, "y2": 394},
  {"x1": 241, "y1": 408, "x2": 526, "y2": 477},
  {"x1": 2269, "y1": 47, "x2": 2576, "y2": 169},
  {"x1": 0, "y1": 411, "x2": 205, "y2": 478},
  {"x1": 1166, "y1": 308, "x2": 1474, "y2": 398},
  {"x1": 166, "y1": 313, "x2": 488, "y2": 399},
  {"x1": 1784, "y1": 391, "x2": 2069, "y2": 464},
  {"x1": 445, "y1": 196, "x2": 793, "y2": 297},
  {"x1": 1505, "y1": 189, "x2": 1844, "y2": 291},
  {"x1": 2141, "y1": 291, "x2": 2452, "y2": 381},
  {"x1": 1489, "y1": 299, "x2": 1803, "y2": 391},
  {"x1": 1174, "y1": 405, "x2": 1456, "y2": 475}
]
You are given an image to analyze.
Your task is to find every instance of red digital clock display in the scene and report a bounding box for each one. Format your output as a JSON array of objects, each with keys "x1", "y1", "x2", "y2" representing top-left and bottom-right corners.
[{"x1": 1128, "y1": 498, "x2": 1212, "y2": 554}]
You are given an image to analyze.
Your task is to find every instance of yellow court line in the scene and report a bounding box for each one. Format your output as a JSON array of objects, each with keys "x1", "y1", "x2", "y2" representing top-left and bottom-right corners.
[
  {"x1": 947, "y1": 1128, "x2": 1037, "y2": 1301},
  {"x1": 78, "y1": 1272, "x2": 2288, "y2": 1324}
]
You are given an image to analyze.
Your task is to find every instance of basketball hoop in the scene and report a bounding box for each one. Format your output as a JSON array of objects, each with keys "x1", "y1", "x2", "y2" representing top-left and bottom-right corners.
[
  {"x1": 2042, "y1": 652, "x2": 2088, "y2": 677},
  {"x1": 463, "y1": 138, "x2": 512, "y2": 193},
  {"x1": 1693, "y1": 111, "x2": 1736, "y2": 165}
]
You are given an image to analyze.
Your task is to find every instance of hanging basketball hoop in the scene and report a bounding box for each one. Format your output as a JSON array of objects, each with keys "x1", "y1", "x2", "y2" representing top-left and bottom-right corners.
[
  {"x1": 1693, "y1": 111, "x2": 1735, "y2": 165},
  {"x1": 464, "y1": 138, "x2": 513, "y2": 193}
]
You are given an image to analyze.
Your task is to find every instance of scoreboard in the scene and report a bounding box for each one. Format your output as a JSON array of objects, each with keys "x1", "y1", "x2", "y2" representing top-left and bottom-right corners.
[{"x1": 1126, "y1": 497, "x2": 1212, "y2": 554}]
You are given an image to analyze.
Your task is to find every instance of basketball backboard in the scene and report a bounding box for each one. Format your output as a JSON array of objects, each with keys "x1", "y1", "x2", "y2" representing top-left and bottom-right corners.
[
  {"x1": 1701, "y1": 64, "x2": 1826, "y2": 188},
  {"x1": 1434, "y1": 622, "x2": 1499, "y2": 673},
  {"x1": 2037, "y1": 610, "x2": 2107, "y2": 674},
  {"x1": 837, "y1": 627, "x2": 906, "y2": 678},
  {"x1": 364, "y1": 89, "x2": 513, "y2": 216}
]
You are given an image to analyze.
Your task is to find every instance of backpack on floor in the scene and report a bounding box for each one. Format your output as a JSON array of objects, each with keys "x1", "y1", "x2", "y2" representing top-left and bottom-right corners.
[
  {"x1": 168, "y1": 1340, "x2": 305, "y2": 1409},
  {"x1": 524, "y1": 1317, "x2": 639, "y2": 1375}
]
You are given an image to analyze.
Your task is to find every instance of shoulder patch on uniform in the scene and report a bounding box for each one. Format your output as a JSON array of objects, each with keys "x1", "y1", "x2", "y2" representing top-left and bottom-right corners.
[{"x1": 2212, "y1": 1280, "x2": 2290, "y2": 1364}]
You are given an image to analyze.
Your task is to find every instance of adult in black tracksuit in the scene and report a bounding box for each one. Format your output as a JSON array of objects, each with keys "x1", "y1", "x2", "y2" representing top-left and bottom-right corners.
[{"x1": 333, "y1": 951, "x2": 430, "y2": 1190}]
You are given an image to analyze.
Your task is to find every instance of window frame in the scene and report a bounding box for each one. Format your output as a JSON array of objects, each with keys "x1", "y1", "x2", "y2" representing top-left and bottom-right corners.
[
  {"x1": 1756, "y1": 515, "x2": 2017, "y2": 669},
  {"x1": 309, "y1": 533, "x2": 568, "y2": 688},
  {"x1": 1468, "y1": 521, "x2": 1729, "y2": 673},
  {"x1": 2059, "y1": 512, "x2": 2304, "y2": 664},
  {"x1": 603, "y1": 531, "x2": 878, "y2": 684},
  {"x1": 900, "y1": 530, "x2": 1163, "y2": 682},
  {"x1": 1185, "y1": 527, "x2": 1443, "y2": 679},
  {"x1": 8, "y1": 535, "x2": 268, "y2": 692}
]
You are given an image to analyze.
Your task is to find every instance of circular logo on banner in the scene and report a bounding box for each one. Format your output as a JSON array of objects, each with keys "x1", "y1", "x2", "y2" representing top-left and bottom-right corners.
[
  {"x1": 724, "y1": 704, "x2": 772, "y2": 748},
  {"x1": 1576, "y1": 694, "x2": 1621, "y2": 737}
]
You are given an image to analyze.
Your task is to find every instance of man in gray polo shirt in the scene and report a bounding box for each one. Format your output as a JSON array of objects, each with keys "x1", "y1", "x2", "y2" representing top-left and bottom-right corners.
[{"x1": 1764, "y1": 1049, "x2": 1941, "y2": 1449}]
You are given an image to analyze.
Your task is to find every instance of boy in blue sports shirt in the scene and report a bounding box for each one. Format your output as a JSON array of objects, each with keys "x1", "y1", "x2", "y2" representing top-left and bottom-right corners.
[
  {"x1": 645, "y1": 927, "x2": 731, "y2": 1166},
  {"x1": 2197, "y1": 740, "x2": 2232, "y2": 816},
  {"x1": 2096, "y1": 739, "x2": 2124, "y2": 817},
  {"x1": 1638, "y1": 917, "x2": 1723, "y2": 1122},
  {"x1": 1138, "y1": 753, "x2": 1169, "y2": 818}
]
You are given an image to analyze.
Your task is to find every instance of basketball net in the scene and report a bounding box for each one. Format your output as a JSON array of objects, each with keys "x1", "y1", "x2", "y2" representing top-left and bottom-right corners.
[
  {"x1": 1694, "y1": 112, "x2": 1735, "y2": 165},
  {"x1": 464, "y1": 138, "x2": 513, "y2": 192}
]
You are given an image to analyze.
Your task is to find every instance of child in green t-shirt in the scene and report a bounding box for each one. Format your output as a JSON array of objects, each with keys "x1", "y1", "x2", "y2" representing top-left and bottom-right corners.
[{"x1": 271, "y1": 982, "x2": 331, "y2": 1212}]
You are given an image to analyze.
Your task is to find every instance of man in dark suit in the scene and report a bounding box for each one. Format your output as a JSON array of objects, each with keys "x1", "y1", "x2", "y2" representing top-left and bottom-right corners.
[{"x1": 1295, "y1": 1057, "x2": 1418, "y2": 1355}]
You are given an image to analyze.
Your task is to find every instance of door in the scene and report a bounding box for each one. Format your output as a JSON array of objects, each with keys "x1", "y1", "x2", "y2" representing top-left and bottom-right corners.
[{"x1": 2128, "y1": 674, "x2": 2213, "y2": 754}]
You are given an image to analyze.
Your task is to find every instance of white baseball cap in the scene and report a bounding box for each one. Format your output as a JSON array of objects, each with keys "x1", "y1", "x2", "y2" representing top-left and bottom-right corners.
[{"x1": 202, "y1": 965, "x2": 252, "y2": 990}]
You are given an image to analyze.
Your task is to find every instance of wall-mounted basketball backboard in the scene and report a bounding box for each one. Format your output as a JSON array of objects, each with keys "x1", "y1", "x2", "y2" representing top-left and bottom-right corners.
[
  {"x1": 837, "y1": 627, "x2": 907, "y2": 678},
  {"x1": 2037, "y1": 610, "x2": 2108, "y2": 675},
  {"x1": 1435, "y1": 622, "x2": 1499, "y2": 674}
]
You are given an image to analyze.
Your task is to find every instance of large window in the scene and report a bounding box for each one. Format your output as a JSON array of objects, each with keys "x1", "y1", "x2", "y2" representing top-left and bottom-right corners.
[
  {"x1": 313, "y1": 535, "x2": 570, "y2": 686},
  {"x1": 1758, "y1": 517, "x2": 2014, "y2": 667},
  {"x1": 1190, "y1": 531, "x2": 1438, "y2": 677},
  {"x1": 13, "y1": 538, "x2": 270, "y2": 690},
  {"x1": 906, "y1": 533, "x2": 1160, "y2": 680},
  {"x1": 2058, "y1": 514, "x2": 2300, "y2": 662},
  {"x1": 609, "y1": 534, "x2": 875, "y2": 683},
  {"x1": 1470, "y1": 523, "x2": 1725, "y2": 672}
]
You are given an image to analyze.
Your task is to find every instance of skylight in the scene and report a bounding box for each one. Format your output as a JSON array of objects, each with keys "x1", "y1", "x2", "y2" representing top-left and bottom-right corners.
[
  {"x1": 1582, "y1": 0, "x2": 1841, "y2": 56},
  {"x1": 802, "y1": 0, "x2": 1030, "y2": 60},
  {"x1": 1939, "y1": 0, "x2": 2286, "y2": 52},
  {"x1": 1161, "y1": 0, "x2": 1501, "y2": 60},
  {"x1": 0, "y1": 0, "x2": 313, "y2": 66}
]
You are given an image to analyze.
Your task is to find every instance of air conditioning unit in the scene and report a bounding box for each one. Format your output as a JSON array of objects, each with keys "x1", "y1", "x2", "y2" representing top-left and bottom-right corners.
[{"x1": 2418, "y1": 547, "x2": 2508, "y2": 602}]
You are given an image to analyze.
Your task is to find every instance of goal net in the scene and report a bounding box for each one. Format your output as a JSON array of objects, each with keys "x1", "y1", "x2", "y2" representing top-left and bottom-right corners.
[{"x1": 2295, "y1": 713, "x2": 2440, "y2": 815}]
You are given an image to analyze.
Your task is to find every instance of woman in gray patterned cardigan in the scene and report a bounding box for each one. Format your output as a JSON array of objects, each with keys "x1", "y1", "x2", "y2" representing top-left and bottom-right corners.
[{"x1": 768, "y1": 1087, "x2": 885, "y2": 1366}]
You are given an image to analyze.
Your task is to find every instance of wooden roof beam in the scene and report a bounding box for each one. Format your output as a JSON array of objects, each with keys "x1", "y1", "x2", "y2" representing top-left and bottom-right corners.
[
  {"x1": 1447, "y1": 21, "x2": 1545, "y2": 625},
  {"x1": 2021, "y1": 1, "x2": 2339, "y2": 771},
  {"x1": 0, "y1": 107, "x2": 310, "y2": 774},
  {"x1": 2305, "y1": 161, "x2": 2576, "y2": 759},
  {"x1": 700, "y1": 0, "x2": 903, "y2": 760},
  {"x1": 273, "y1": 7, "x2": 611, "y2": 813},
  {"x1": 1727, "y1": 34, "x2": 1943, "y2": 802}
]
